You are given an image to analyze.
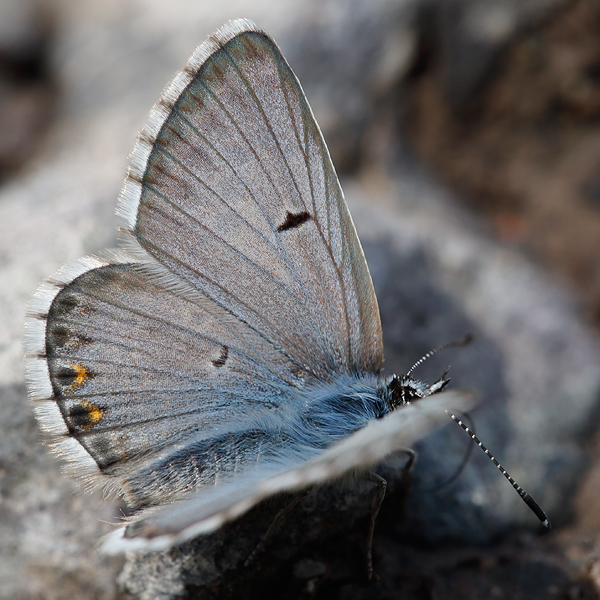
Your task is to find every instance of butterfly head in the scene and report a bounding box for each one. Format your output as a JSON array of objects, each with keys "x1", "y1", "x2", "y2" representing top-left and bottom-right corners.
[
  {"x1": 380, "y1": 369, "x2": 451, "y2": 411},
  {"x1": 380, "y1": 335, "x2": 473, "y2": 410}
]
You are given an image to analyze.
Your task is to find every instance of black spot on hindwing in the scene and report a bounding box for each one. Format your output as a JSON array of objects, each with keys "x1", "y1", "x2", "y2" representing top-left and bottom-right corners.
[
  {"x1": 67, "y1": 399, "x2": 104, "y2": 431},
  {"x1": 212, "y1": 346, "x2": 229, "y2": 368},
  {"x1": 52, "y1": 292, "x2": 80, "y2": 315}
]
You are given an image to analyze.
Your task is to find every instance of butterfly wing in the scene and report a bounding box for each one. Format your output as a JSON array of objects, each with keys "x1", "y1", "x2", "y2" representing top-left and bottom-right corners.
[
  {"x1": 102, "y1": 391, "x2": 473, "y2": 553},
  {"x1": 120, "y1": 18, "x2": 383, "y2": 379},
  {"x1": 24, "y1": 19, "x2": 382, "y2": 505},
  {"x1": 25, "y1": 252, "x2": 309, "y2": 503}
]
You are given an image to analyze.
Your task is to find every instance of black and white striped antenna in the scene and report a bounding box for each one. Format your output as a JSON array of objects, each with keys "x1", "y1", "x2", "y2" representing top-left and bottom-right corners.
[
  {"x1": 406, "y1": 333, "x2": 474, "y2": 378},
  {"x1": 447, "y1": 411, "x2": 551, "y2": 529},
  {"x1": 410, "y1": 334, "x2": 551, "y2": 529}
]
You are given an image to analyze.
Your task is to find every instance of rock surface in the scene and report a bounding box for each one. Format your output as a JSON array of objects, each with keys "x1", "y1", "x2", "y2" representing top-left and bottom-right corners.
[{"x1": 1, "y1": 1, "x2": 599, "y2": 599}]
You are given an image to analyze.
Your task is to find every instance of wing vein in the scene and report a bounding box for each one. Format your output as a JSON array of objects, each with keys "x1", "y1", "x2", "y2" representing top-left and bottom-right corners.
[
  {"x1": 137, "y1": 232, "x2": 329, "y2": 370},
  {"x1": 51, "y1": 285, "x2": 286, "y2": 374}
]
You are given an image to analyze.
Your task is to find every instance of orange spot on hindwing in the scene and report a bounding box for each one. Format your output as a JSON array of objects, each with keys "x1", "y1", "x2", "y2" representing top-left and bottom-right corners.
[{"x1": 69, "y1": 399, "x2": 104, "y2": 430}]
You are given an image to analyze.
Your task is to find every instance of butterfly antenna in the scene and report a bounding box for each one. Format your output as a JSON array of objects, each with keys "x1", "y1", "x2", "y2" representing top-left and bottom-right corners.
[
  {"x1": 406, "y1": 333, "x2": 474, "y2": 377},
  {"x1": 445, "y1": 411, "x2": 551, "y2": 529}
]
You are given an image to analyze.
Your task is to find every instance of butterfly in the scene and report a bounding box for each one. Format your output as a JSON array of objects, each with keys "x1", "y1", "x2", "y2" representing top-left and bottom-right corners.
[{"x1": 24, "y1": 18, "x2": 472, "y2": 562}]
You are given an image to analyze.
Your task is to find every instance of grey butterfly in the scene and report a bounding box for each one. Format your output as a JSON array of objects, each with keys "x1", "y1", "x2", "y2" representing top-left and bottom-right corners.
[{"x1": 23, "y1": 18, "x2": 472, "y2": 557}]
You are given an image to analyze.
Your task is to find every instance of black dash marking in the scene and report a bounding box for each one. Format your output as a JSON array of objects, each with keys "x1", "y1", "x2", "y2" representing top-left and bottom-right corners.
[
  {"x1": 46, "y1": 324, "x2": 72, "y2": 348},
  {"x1": 68, "y1": 403, "x2": 91, "y2": 428},
  {"x1": 52, "y1": 293, "x2": 79, "y2": 314},
  {"x1": 54, "y1": 365, "x2": 81, "y2": 387},
  {"x1": 277, "y1": 211, "x2": 311, "y2": 232},
  {"x1": 67, "y1": 400, "x2": 103, "y2": 430},
  {"x1": 212, "y1": 346, "x2": 229, "y2": 368}
]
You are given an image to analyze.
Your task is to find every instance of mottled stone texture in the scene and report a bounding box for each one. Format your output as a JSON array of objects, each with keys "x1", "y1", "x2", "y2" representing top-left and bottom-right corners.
[{"x1": 2, "y1": 1, "x2": 600, "y2": 599}]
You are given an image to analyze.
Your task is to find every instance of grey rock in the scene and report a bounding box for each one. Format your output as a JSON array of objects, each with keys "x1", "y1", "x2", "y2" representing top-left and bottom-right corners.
[
  {"x1": 1, "y1": 0, "x2": 597, "y2": 599},
  {"x1": 421, "y1": 0, "x2": 567, "y2": 110},
  {"x1": 0, "y1": 0, "x2": 55, "y2": 177}
]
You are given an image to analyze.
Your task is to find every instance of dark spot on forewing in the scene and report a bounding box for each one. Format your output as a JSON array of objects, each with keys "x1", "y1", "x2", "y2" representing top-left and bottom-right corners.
[
  {"x1": 212, "y1": 346, "x2": 229, "y2": 368},
  {"x1": 277, "y1": 211, "x2": 311, "y2": 232}
]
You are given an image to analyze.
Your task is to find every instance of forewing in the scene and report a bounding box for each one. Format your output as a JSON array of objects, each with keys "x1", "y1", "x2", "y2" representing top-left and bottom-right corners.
[
  {"x1": 102, "y1": 391, "x2": 473, "y2": 553},
  {"x1": 24, "y1": 253, "x2": 301, "y2": 503},
  {"x1": 24, "y1": 18, "x2": 384, "y2": 516},
  {"x1": 119, "y1": 19, "x2": 383, "y2": 379}
]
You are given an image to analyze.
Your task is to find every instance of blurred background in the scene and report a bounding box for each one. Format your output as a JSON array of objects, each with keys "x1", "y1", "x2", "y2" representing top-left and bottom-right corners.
[{"x1": 3, "y1": 0, "x2": 600, "y2": 598}]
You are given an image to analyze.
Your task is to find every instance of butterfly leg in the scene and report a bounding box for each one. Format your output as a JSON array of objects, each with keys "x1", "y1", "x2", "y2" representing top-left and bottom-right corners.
[
  {"x1": 395, "y1": 448, "x2": 417, "y2": 516},
  {"x1": 364, "y1": 448, "x2": 416, "y2": 579},
  {"x1": 244, "y1": 489, "x2": 312, "y2": 567},
  {"x1": 364, "y1": 471, "x2": 386, "y2": 580}
]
